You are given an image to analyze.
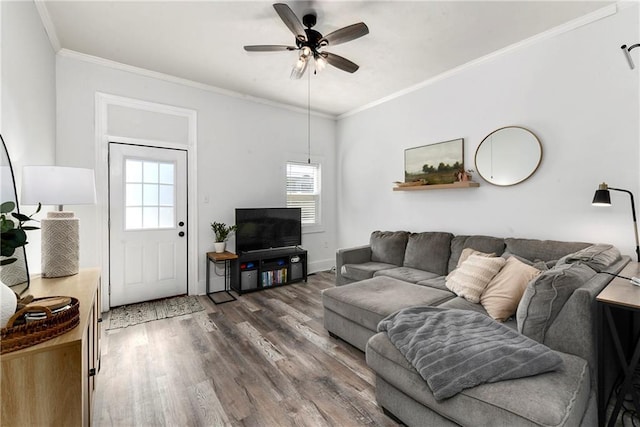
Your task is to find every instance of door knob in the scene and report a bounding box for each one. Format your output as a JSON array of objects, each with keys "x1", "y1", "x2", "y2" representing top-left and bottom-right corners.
[
  {"x1": 179, "y1": 221, "x2": 184, "y2": 227},
  {"x1": 178, "y1": 231, "x2": 185, "y2": 237}
]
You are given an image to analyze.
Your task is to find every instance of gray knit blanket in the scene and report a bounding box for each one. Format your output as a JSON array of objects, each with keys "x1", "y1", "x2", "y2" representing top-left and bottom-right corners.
[{"x1": 378, "y1": 306, "x2": 564, "y2": 400}]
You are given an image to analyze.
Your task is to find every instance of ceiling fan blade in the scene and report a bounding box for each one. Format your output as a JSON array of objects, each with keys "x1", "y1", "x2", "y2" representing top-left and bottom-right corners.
[
  {"x1": 273, "y1": 3, "x2": 306, "y2": 42},
  {"x1": 322, "y1": 52, "x2": 359, "y2": 73},
  {"x1": 320, "y1": 22, "x2": 369, "y2": 46},
  {"x1": 290, "y1": 56, "x2": 310, "y2": 79},
  {"x1": 244, "y1": 45, "x2": 297, "y2": 52}
]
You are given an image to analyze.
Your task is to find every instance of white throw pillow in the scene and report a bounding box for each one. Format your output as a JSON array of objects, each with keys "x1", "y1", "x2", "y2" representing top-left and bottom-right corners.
[{"x1": 446, "y1": 254, "x2": 506, "y2": 303}]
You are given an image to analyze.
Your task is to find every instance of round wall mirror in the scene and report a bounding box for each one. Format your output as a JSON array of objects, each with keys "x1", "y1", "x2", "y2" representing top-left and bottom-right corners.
[{"x1": 474, "y1": 126, "x2": 542, "y2": 186}]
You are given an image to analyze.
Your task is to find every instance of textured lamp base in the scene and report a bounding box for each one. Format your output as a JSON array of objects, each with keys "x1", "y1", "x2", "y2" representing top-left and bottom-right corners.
[{"x1": 41, "y1": 211, "x2": 79, "y2": 278}]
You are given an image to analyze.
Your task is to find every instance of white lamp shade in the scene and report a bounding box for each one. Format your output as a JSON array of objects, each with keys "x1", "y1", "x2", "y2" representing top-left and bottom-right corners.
[{"x1": 21, "y1": 166, "x2": 97, "y2": 207}]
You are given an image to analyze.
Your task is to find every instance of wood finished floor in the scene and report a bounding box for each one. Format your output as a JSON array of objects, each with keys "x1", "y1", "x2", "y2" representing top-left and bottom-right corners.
[{"x1": 93, "y1": 272, "x2": 399, "y2": 427}]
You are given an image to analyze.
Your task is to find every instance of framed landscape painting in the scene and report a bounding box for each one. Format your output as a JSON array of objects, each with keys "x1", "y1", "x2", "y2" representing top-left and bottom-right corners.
[{"x1": 404, "y1": 138, "x2": 464, "y2": 184}]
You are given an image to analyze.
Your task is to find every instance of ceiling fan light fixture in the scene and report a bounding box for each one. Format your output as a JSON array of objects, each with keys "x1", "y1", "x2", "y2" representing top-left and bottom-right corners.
[
  {"x1": 315, "y1": 55, "x2": 327, "y2": 72},
  {"x1": 291, "y1": 56, "x2": 309, "y2": 79}
]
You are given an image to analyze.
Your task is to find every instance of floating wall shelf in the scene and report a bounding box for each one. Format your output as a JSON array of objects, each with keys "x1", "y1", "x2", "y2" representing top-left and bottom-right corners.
[{"x1": 393, "y1": 181, "x2": 480, "y2": 191}]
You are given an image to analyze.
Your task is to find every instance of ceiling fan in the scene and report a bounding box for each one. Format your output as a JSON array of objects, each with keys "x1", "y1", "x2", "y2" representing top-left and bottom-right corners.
[{"x1": 244, "y1": 3, "x2": 369, "y2": 79}]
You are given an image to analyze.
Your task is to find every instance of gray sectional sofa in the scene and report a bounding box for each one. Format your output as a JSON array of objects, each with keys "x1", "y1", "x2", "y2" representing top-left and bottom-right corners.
[{"x1": 322, "y1": 231, "x2": 629, "y2": 427}]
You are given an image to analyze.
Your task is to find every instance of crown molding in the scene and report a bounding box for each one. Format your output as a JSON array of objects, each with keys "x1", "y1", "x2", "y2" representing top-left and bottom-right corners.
[
  {"x1": 34, "y1": 0, "x2": 61, "y2": 52},
  {"x1": 338, "y1": 3, "x2": 619, "y2": 120},
  {"x1": 57, "y1": 49, "x2": 335, "y2": 120}
]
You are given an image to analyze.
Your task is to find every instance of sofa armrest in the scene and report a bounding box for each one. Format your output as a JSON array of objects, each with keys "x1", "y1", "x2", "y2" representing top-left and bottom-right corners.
[{"x1": 336, "y1": 245, "x2": 372, "y2": 286}]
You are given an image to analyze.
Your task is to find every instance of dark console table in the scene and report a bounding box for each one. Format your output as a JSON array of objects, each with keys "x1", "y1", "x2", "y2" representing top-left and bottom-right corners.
[
  {"x1": 597, "y1": 262, "x2": 640, "y2": 426},
  {"x1": 231, "y1": 247, "x2": 307, "y2": 294}
]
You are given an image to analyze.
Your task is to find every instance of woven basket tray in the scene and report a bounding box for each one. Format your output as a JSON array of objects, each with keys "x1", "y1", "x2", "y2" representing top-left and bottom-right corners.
[{"x1": 1, "y1": 296, "x2": 80, "y2": 354}]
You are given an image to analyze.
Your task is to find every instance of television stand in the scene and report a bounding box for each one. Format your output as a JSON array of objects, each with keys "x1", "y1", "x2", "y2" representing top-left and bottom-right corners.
[{"x1": 231, "y1": 247, "x2": 307, "y2": 294}]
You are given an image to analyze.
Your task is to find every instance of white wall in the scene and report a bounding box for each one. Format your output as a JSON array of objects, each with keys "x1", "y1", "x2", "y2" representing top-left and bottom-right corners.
[
  {"x1": 55, "y1": 54, "x2": 337, "y2": 300},
  {"x1": 1, "y1": 0, "x2": 56, "y2": 274},
  {"x1": 337, "y1": 5, "x2": 640, "y2": 259}
]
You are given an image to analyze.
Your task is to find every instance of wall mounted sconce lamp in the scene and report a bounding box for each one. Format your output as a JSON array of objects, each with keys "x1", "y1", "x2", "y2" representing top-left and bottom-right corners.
[
  {"x1": 592, "y1": 182, "x2": 640, "y2": 262},
  {"x1": 621, "y1": 43, "x2": 640, "y2": 70}
]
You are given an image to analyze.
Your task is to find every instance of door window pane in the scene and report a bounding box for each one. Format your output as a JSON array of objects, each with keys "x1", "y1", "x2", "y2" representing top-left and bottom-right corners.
[
  {"x1": 125, "y1": 158, "x2": 176, "y2": 230},
  {"x1": 143, "y1": 207, "x2": 159, "y2": 229},
  {"x1": 159, "y1": 185, "x2": 173, "y2": 206},
  {"x1": 159, "y1": 163, "x2": 174, "y2": 184},
  {"x1": 159, "y1": 207, "x2": 174, "y2": 228},
  {"x1": 126, "y1": 160, "x2": 142, "y2": 182},
  {"x1": 126, "y1": 183, "x2": 142, "y2": 206},
  {"x1": 143, "y1": 184, "x2": 159, "y2": 205},
  {"x1": 143, "y1": 162, "x2": 159, "y2": 183}
]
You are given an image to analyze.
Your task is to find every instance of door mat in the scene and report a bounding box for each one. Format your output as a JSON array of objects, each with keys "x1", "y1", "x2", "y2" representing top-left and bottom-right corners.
[{"x1": 107, "y1": 295, "x2": 204, "y2": 330}]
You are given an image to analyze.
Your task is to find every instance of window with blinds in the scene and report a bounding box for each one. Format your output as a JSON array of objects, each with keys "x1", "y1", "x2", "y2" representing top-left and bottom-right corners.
[{"x1": 286, "y1": 161, "x2": 321, "y2": 227}]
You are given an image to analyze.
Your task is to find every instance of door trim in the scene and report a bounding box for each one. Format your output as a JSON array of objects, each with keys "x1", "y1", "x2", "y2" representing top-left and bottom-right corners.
[{"x1": 95, "y1": 93, "x2": 197, "y2": 312}]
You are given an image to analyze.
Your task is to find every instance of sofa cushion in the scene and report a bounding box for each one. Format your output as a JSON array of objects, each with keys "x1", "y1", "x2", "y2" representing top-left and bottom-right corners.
[
  {"x1": 374, "y1": 267, "x2": 440, "y2": 283},
  {"x1": 445, "y1": 254, "x2": 506, "y2": 303},
  {"x1": 403, "y1": 232, "x2": 453, "y2": 276},
  {"x1": 370, "y1": 231, "x2": 409, "y2": 266},
  {"x1": 505, "y1": 238, "x2": 591, "y2": 264},
  {"x1": 448, "y1": 235, "x2": 506, "y2": 273},
  {"x1": 557, "y1": 243, "x2": 622, "y2": 273},
  {"x1": 322, "y1": 276, "x2": 454, "y2": 332},
  {"x1": 341, "y1": 261, "x2": 397, "y2": 282},
  {"x1": 517, "y1": 263, "x2": 597, "y2": 343},
  {"x1": 366, "y1": 332, "x2": 591, "y2": 427},
  {"x1": 416, "y1": 276, "x2": 448, "y2": 292},
  {"x1": 436, "y1": 296, "x2": 491, "y2": 316},
  {"x1": 481, "y1": 256, "x2": 542, "y2": 322}
]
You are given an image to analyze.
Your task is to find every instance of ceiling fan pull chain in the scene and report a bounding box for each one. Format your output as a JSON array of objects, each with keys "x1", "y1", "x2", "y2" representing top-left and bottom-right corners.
[{"x1": 308, "y1": 70, "x2": 311, "y2": 164}]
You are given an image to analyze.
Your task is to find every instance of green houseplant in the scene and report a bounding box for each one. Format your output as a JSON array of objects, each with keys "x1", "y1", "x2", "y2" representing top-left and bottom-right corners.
[
  {"x1": 210, "y1": 221, "x2": 237, "y2": 253},
  {"x1": 1, "y1": 201, "x2": 40, "y2": 266},
  {"x1": 1, "y1": 201, "x2": 40, "y2": 327}
]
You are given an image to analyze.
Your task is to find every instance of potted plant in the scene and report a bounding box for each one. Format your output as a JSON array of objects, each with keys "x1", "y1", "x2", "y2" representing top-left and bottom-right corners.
[
  {"x1": 1, "y1": 201, "x2": 40, "y2": 327},
  {"x1": 1, "y1": 201, "x2": 40, "y2": 265},
  {"x1": 210, "y1": 221, "x2": 237, "y2": 253}
]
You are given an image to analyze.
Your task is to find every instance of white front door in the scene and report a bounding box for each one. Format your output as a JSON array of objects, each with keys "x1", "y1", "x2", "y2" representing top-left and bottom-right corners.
[{"x1": 109, "y1": 143, "x2": 188, "y2": 306}]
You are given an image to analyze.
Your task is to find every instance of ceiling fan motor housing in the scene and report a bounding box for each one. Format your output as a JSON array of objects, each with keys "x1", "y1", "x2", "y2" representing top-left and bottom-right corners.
[{"x1": 302, "y1": 13, "x2": 317, "y2": 28}]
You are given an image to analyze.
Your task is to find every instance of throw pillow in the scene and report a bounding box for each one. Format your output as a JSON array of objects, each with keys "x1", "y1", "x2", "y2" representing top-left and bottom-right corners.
[
  {"x1": 370, "y1": 231, "x2": 409, "y2": 266},
  {"x1": 480, "y1": 256, "x2": 541, "y2": 322},
  {"x1": 446, "y1": 254, "x2": 506, "y2": 303},
  {"x1": 516, "y1": 263, "x2": 597, "y2": 343},
  {"x1": 456, "y1": 247, "x2": 495, "y2": 268}
]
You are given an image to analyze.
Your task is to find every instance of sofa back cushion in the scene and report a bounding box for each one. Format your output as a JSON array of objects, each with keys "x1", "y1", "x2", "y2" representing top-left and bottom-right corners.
[
  {"x1": 370, "y1": 231, "x2": 409, "y2": 266},
  {"x1": 504, "y1": 238, "x2": 591, "y2": 264},
  {"x1": 448, "y1": 235, "x2": 506, "y2": 273},
  {"x1": 403, "y1": 232, "x2": 453, "y2": 275},
  {"x1": 516, "y1": 263, "x2": 596, "y2": 343}
]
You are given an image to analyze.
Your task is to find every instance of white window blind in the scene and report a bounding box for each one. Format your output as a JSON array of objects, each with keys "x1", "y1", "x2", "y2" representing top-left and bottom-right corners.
[{"x1": 286, "y1": 161, "x2": 321, "y2": 227}]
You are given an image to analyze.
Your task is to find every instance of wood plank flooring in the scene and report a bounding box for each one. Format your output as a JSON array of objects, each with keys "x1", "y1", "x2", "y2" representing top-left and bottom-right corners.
[{"x1": 93, "y1": 272, "x2": 399, "y2": 427}]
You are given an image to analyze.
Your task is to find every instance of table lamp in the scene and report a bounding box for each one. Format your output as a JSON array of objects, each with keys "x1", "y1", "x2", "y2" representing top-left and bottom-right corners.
[
  {"x1": 21, "y1": 166, "x2": 96, "y2": 277},
  {"x1": 592, "y1": 182, "x2": 640, "y2": 262}
]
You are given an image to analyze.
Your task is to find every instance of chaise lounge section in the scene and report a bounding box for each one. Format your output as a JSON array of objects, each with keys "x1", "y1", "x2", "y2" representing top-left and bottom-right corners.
[{"x1": 323, "y1": 231, "x2": 628, "y2": 426}]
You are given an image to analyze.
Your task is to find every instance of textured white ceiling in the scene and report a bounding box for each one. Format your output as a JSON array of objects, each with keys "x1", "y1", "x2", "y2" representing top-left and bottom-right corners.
[{"x1": 41, "y1": 1, "x2": 612, "y2": 116}]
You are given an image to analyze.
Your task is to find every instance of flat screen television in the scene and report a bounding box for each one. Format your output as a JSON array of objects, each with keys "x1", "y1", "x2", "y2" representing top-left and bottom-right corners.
[{"x1": 235, "y1": 208, "x2": 302, "y2": 253}]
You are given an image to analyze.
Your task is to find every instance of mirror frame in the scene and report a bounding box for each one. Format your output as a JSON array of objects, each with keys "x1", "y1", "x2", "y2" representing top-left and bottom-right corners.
[
  {"x1": 474, "y1": 126, "x2": 543, "y2": 187},
  {"x1": 0, "y1": 134, "x2": 30, "y2": 294}
]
